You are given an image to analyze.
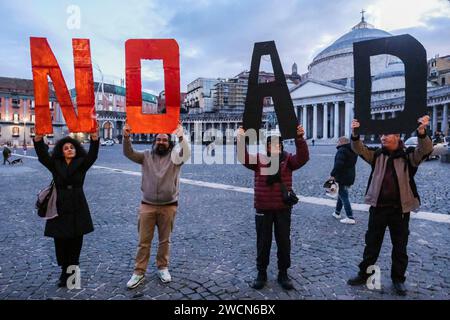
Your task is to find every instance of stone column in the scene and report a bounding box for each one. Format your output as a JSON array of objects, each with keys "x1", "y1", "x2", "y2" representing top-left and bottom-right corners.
[
  {"x1": 323, "y1": 103, "x2": 328, "y2": 139},
  {"x1": 443, "y1": 103, "x2": 449, "y2": 135},
  {"x1": 344, "y1": 101, "x2": 351, "y2": 137},
  {"x1": 432, "y1": 105, "x2": 438, "y2": 134},
  {"x1": 334, "y1": 101, "x2": 339, "y2": 138},
  {"x1": 313, "y1": 104, "x2": 318, "y2": 140},
  {"x1": 303, "y1": 105, "x2": 308, "y2": 139}
]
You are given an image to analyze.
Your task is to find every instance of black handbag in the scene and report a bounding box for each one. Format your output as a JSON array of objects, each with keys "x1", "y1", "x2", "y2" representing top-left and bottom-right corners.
[{"x1": 280, "y1": 182, "x2": 299, "y2": 207}]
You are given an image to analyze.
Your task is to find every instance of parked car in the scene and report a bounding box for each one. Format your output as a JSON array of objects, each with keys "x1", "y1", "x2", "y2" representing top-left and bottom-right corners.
[
  {"x1": 404, "y1": 136, "x2": 448, "y2": 160},
  {"x1": 101, "y1": 139, "x2": 115, "y2": 146}
]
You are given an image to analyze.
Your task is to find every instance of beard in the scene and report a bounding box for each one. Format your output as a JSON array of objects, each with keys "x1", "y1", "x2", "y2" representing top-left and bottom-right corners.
[{"x1": 155, "y1": 144, "x2": 170, "y2": 156}]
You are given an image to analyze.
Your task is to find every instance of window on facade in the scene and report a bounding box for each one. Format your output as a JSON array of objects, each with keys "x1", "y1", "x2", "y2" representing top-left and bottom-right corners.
[
  {"x1": 30, "y1": 127, "x2": 35, "y2": 136},
  {"x1": 30, "y1": 114, "x2": 35, "y2": 123},
  {"x1": 13, "y1": 113, "x2": 19, "y2": 123},
  {"x1": 49, "y1": 102, "x2": 54, "y2": 110},
  {"x1": 31, "y1": 100, "x2": 35, "y2": 109},
  {"x1": 12, "y1": 98, "x2": 20, "y2": 108},
  {"x1": 12, "y1": 127, "x2": 19, "y2": 136},
  {"x1": 442, "y1": 78, "x2": 446, "y2": 86}
]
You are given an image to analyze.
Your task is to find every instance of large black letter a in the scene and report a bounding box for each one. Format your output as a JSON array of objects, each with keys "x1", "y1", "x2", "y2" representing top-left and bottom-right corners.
[{"x1": 243, "y1": 41, "x2": 298, "y2": 139}]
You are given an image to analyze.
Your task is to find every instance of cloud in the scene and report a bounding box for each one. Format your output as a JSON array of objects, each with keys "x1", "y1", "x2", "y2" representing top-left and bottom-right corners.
[{"x1": 0, "y1": 0, "x2": 449, "y2": 93}]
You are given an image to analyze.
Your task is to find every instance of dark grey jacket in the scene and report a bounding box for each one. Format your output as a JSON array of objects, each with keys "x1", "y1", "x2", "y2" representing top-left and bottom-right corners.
[{"x1": 330, "y1": 143, "x2": 358, "y2": 186}]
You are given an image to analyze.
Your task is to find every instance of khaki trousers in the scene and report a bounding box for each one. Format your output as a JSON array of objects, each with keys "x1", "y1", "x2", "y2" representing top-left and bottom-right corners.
[{"x1": 134, "y1": 203, "x2": 177, "y2": 275}]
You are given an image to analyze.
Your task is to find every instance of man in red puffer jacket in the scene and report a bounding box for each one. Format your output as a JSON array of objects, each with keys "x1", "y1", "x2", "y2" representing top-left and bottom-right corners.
[{"x1": 237, "y1": 125, "x2": 309, "y2": 290}]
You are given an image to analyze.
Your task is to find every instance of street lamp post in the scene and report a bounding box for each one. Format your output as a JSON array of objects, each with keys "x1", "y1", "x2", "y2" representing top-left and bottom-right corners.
[{"x1": 23, "y1": 105, "x2": 27, "y2": 147}]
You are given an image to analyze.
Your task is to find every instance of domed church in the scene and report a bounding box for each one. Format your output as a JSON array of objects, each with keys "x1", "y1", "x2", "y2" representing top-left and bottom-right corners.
[{"x1": 290, "y1": 12, "x2": 449, "y2": 140}]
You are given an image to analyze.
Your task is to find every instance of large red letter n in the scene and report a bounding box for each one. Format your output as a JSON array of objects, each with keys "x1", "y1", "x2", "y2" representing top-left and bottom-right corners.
[{"x1": 30, "y1": 37, "x2": 96, "y2": 135}]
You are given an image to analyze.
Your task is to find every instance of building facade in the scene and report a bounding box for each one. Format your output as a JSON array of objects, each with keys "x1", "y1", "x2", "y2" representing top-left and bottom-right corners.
[
  {"x1": 184, "y1": 78, "x2": 224, "y2": 114},
  {"x1": 71, "y1": 82, "x2": 158, "y2": 142},
  {"x1": 213, "y1": 69, "x2": 302, "y2": 114},
  {"x1": 0, "y1": 77, "x2": 66, "y2": 146},
  {"x1": 428, "y1": 55, "x2": 450, "y2": 87}
]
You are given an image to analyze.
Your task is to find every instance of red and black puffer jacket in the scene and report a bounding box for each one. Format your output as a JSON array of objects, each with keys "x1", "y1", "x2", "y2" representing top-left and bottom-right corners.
[{"x1": 241, "y1": 137, "x2": 309, "y2": 211}]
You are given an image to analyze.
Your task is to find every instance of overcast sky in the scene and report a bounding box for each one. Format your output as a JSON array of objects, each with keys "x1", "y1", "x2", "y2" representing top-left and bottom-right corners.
[{"x1": 1, "y1": 0, "x2": 449, "y2": 95}]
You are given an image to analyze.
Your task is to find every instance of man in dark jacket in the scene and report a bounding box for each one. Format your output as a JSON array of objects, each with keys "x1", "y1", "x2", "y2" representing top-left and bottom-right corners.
[
  {"x1": 347, "y1": 115, "x2": 433, "y2": 296},
  {"x1": 237, "y1": 125, "x2": 309, "y2": 291},
  {"x1": 330, "y1": 136, "x2": 358, "y2": 224},
  {"x1": 3, "y1": 145, "x2": 11, "y2": 165}
]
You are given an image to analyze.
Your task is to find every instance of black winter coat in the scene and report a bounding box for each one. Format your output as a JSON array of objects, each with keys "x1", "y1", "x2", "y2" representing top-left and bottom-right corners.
[
  {"x1": 330, "y1": 143, "x2": 357, "y2": 186},
  {"x1": 34, "y1": 139, "x2": 99, "y2": 238}
]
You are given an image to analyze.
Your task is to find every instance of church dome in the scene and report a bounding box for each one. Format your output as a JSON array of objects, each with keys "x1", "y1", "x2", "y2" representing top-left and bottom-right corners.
[
  {"x1": 311, "y1": 17, "x2": 392, "y2": 64},
  {"x1": 307, "y1": 14, "x2": 394, "y2": 82},
  {"x1": 315, "y1": 30, "x2": 391, "y2": 63}
]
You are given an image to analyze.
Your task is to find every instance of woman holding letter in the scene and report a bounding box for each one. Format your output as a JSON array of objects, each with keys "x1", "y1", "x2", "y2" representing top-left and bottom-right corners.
[{"x1": 33, "y1": 130, "x2": 99, "y2": 287}]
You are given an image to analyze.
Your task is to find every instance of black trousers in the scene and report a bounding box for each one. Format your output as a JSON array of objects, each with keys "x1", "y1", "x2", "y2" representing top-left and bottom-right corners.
[
  {"x1": 54, "y1": 236, "x2": 84, "y2": 269},
  {"x1": 358, "y1": 206, "x2": 410, "y2": 283},
  {"x1": 255, "y1": 209, "x2": 291, "y2": 272}
]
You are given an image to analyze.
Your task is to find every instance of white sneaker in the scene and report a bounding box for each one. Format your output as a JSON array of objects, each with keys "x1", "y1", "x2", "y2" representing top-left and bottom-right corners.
[
  {"x1": 127, "y1": 273, "x2": 145, "y2": 289},
  {"x1": 340, "y1": 218, "x2": 356, "y2": 224},
  {"x1": 332, "y1": 212, "x2": 341, "y2": 220},
  {"x1": 157, "y1": 268, "x2": 172, "y2": 283}
]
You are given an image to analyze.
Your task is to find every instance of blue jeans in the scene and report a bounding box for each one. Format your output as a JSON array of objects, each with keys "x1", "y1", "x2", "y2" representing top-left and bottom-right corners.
[{"x1": 335, "y1": 185, "x2": 354, "y2": 219}]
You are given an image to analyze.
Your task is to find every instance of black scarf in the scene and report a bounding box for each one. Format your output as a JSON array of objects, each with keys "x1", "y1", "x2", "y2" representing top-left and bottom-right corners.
[{"x1": 266, "y1": 151, "x2": 286, "y2": 185}]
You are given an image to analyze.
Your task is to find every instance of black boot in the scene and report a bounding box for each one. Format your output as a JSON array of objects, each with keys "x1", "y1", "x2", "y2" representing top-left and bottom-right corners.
[
  {"x1": 251, "y1": 270, "x2": 267, "y2": 290},
  {"x1": 57, "y1": 266, "x2": 69, "y2": 288},
  {"x1": 347, "y1": 274, "x2": 368, "y2": 286},
  {"x1": 393, "y1": 282, "x2": 407, "y2": 296},
  {"x1": 277, "y1": 271, "x2": 294, "y2": 290}
]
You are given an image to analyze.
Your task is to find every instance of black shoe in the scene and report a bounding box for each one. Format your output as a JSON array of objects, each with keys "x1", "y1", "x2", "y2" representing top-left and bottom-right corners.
[
  {"x1": 57, "y1": 267, "x2": 69, "y2": 288},
  {"x1": 277, "y1": 272, "x2": 294, "y2": 291},
  {"x1": 347, "y1": 274, "x2": 368, "y2": 286},
  {"x1": 57, "y1": 274, "x2": 68, "y2": 288},
  {"x1": 393, "y1": 282, "x2": 407, "y2": 296},
  {"x1": 251, "y1": 271, "x2": 267, "y2": 290}
]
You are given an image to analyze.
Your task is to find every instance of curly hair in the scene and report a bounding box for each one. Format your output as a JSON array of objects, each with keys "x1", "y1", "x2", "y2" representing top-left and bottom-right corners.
[{"x1": 51, "y1": 136, "x2": 87, "y2": 160}]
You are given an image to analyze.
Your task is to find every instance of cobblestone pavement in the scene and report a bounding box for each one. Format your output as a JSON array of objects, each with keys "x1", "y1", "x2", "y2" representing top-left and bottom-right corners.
[{"x1": 0, "y1": 143, "x2": 449, "y2": 300}]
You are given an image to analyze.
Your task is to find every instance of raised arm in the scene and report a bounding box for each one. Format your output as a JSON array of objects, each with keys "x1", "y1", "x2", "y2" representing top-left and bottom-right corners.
[
  {"x1": 236, "y1": 127, "x2": 258, "y2": 171},
  {"x1": 288, "y1": 125, "x2": 309, "y2": 170},
  {"x1": 33, "y1": 134, "x2": 54, "y2": 171},
  {"x1": 122, "y1": 123, "x2": 144, "y2": 164},
  {"x1": 409, "y1": 115, "x2": 433, "y2": 167},
  {"x1": 172, "y1": 123, "x2": 191, "y2": 166},
  {"x1": 82, "y1": 132, "x2": 100, "y2": 170},
  {"x1": 350, "y1": 119, "x2": 375, "y2": 165}
]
